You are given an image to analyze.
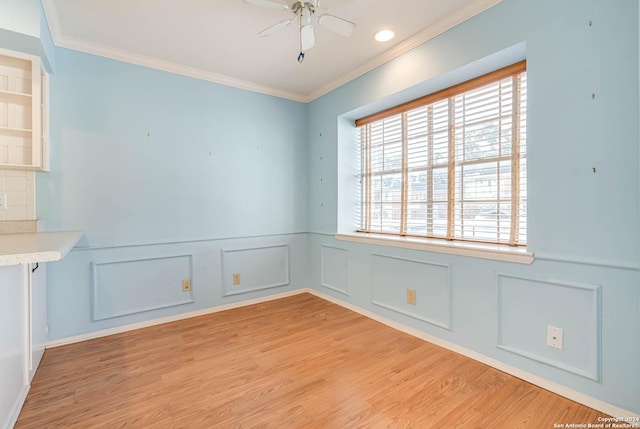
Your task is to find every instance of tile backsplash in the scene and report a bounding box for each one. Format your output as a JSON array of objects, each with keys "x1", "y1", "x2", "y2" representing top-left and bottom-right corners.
[{"x1": 0, "y1": 168, "x2": 35, "y2": 220}]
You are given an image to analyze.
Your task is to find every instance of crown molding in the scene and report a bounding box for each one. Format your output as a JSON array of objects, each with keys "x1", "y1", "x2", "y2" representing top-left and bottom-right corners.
[
  {"x1": 42, "y1": 0, "x2": 502, "y2": 104},
  {"x1": 41, "y1": 0, "x2": 62, "y2": 45},
  {"x1": 54, "y1": 34, "x2": 309, "y2": 102},
  {"x1": 304, "y1": 0, "x2": 503, "y2": 102}
]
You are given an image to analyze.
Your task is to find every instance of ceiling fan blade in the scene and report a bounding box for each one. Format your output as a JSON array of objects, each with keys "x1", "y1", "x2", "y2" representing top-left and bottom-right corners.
[
  {"x1": 244, "y1": 0, "x2": 289, "y2": 11},
  {"x1": 300, "y1": 24, "x2": 315, "y2": 51},
  {"x1": 317, "y1": 14, "x2": 355, "y2": 37},
  {"x1": 317, "y1": 0, "x2": 354, "y2": 11},
  {"x1": 258, "y1": 19, "x2": 293, "y2": 37}
]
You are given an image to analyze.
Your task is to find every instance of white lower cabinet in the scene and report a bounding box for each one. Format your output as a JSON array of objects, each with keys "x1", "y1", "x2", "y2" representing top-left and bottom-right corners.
[
  {"x1": 0, "y1": 230, "x2": 81, "y2": 428},
  {"x1": 0, "y1": 265, "x2": 27, "y2": 429},
  {"x1": 0, "y1": 262, "x2": 47, "y2": 429}
]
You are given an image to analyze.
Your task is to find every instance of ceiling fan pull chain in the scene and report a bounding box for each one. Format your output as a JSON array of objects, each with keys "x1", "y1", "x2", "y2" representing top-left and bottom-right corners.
[{"x1": 298, "y1": 7, "x2": 305, "y2": 64}]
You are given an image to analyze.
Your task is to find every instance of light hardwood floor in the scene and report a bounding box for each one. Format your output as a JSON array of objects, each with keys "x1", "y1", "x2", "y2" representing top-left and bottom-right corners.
[{"x1": 17, "y1": 293, "x2": 606, "y2": 428}]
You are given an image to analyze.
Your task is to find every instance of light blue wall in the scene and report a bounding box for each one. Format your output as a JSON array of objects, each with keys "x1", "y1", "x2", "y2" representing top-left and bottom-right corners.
[
  {"x1": 40, "y1": 47, "x2": 310, "y2": 340},
  {"x1": 0, "y1": 0, "x2": 54, "y2": 71},
  {"x1": 39, "y1": 2, "x2": 54, "y2": 72},
  {"x1": 41, "y1": 48, "x2": 308, "y2": 245},
  {"x1": 0, "y1": 0, "x2": 40, "y2": 37},
  {"x1": 47, "y1": 234, "x2": 309, "y2": 340},
  {"x1": 308, "y1": 0, "x2": 640, "y2": 414}
]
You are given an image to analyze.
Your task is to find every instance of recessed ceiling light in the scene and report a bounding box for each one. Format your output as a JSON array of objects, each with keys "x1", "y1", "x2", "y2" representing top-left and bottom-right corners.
[{"x1": 374, "y1": 29, "x2": 395, "y2": 42}]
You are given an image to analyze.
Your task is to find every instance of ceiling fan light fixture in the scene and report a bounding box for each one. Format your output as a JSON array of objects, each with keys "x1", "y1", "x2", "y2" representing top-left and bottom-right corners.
[
  {"x1": 301, "y1": 24, "x2": 315, "y2": 51},
  {"x1": 374, "y1": 28, "x2": 395, "y2": 42}
]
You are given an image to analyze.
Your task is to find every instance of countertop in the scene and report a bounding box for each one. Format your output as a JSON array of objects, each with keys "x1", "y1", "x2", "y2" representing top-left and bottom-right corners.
[{"x1": 0, "y1": 231, "x2": 83, "y2": 267}]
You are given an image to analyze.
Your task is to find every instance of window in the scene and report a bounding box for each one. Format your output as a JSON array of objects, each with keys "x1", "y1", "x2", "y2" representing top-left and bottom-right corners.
[{"x1": 356, "y1": 61, "x2": 527, "y2": 246}]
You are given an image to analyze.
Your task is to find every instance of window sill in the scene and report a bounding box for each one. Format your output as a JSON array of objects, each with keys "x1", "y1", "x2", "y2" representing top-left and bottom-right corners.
[{"x1": 334, "y1": 232, "x2": 534, "y2": 264}]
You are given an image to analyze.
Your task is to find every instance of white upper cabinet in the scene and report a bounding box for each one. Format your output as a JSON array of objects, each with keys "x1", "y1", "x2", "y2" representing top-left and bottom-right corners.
[{"x1": 0, "y1": 48, "x2": 48, "y2": 171}]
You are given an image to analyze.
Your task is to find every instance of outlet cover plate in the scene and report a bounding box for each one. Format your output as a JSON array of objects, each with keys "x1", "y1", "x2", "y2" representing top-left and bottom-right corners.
[
  {"x1": 406, "y1": 288, "x2": 416, "y2": 305},
  {"x1": 546, "y1": 325, "x2": 563, "y2": 350}
]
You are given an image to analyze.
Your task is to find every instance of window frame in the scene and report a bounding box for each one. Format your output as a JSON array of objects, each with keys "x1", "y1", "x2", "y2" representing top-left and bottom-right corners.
[{"x1": 354, "y1": 61, "x2": 528, "y2": 249}]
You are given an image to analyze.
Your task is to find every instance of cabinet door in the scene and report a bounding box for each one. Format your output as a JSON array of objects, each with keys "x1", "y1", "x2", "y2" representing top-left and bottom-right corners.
[
  {"x1": 28, "y1": 262, "x2": 47, "y2": 382},
  {"x1": 0, "y1": 265, "x2": 28, "y2": 429}
]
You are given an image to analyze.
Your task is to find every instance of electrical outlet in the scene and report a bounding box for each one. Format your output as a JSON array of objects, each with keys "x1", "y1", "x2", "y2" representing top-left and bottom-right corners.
[
  {"x1": 406, "y1": 289, "x2": 416, "y2": 305},
  {"x1": 546, "y1": 325, "x2": 563, "y2": 350},
  {"x1": 0, "y1": 193, "x2": 6, "y2": 210},
  {"x1": 233, "y1": 273, "x2": 241, "y2": 285},
  {"x1": 182, "y1": 279, "x2": 191, "y2": 292}
]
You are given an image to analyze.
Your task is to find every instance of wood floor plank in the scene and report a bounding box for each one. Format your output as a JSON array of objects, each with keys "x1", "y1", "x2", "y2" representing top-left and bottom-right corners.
[{"x1": 16, "y1": 293, "x2": 608, "y2": 428}]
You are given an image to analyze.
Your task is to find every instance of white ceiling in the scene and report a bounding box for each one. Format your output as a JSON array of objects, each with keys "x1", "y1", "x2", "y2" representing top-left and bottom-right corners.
[{"x1": 42, "y1": 0, "x2": 501, "y2": 102}]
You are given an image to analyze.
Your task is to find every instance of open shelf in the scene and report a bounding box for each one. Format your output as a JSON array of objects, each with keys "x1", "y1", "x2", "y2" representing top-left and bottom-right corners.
[
  {"x1": 0, "y1": 89, "x2": 32, "y2": 106},
  {"x1": 0, "y1": 126, "x2": 32, "y2": 137},
  {"x1": 0, "y1": 48, "x2": 47, "y2": 170},
  {"x1": 0, "y1": 162, "x2": 37, "y2": 171}
]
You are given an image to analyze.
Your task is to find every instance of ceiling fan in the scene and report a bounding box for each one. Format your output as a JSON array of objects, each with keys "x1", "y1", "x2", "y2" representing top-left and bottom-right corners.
[{"x1": 244, "y1": 0, "x2": 356, "y2": 63}]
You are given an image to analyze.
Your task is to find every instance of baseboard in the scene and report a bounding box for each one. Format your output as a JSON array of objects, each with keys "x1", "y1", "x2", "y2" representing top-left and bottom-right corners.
[
  {"x1": 306, "y1": 289, "x2": 638, "y2": 419},
  {"x1": 4, "y1": 385, "x2": 29, "y2": 429},
  {"x1": 46, "y1": 287, "x2": 637, "y2": 418},
  {"x1": 46, "y1": 289, "x2": 309, "y2": 348}
]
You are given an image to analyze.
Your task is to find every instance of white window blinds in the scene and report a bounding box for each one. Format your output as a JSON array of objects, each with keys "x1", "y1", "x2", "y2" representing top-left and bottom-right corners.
[{"x1": 357, "y1": 61, "x2": 527, "y2": 246}]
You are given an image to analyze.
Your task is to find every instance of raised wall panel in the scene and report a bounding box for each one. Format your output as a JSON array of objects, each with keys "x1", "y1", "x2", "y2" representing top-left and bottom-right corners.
[
  {"x1": 497, "y1": 274, "x2": 601, "y2": 381},
  {"x1": 91, "y1": 255, "x2": 194, "y2": 321},
  {"x1": 371, "y1": 253, "x2": 451, "y2": 329},
  {"x1": 222, "y1": 244, "x2": 289, "y2": 296},
  {"x1": 320, "y1": 245, "x2": 349, "y2": 295}
]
